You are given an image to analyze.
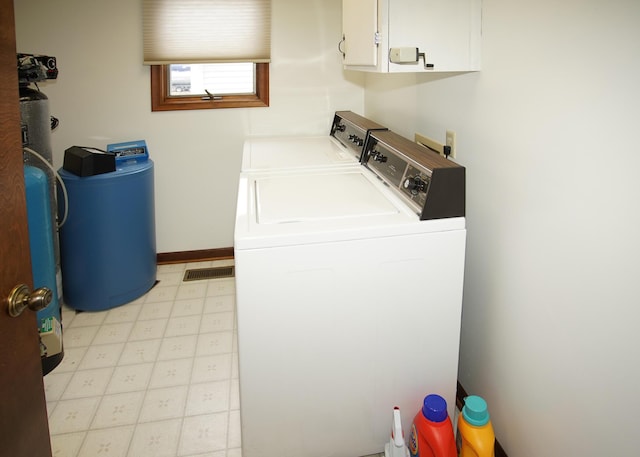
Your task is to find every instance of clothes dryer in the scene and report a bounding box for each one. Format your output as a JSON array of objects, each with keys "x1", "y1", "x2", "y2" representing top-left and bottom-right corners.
[{"x1": 241, "y1": 111, "x2": 386, "y2": 172}]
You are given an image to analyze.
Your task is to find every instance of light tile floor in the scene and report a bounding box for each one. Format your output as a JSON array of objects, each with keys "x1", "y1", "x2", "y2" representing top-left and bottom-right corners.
[{"x1": 44, "y1": 260, "x2": 242, "y2": 457}]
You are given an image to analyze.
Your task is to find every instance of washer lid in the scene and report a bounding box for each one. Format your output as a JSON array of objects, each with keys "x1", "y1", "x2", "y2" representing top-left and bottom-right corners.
[
  {"x1": 255, "y1": 170, "x2": 399, "y2": 224},
  {"x1": 242, "y1": 136, "x2": 356, "y2": 171},
  {"x1": 234, "y1": 167, "x2": 467, "y2": 250}
]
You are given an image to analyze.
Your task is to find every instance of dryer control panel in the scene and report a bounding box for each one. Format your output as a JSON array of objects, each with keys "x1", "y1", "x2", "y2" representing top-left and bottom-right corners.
[
  {"x1": 330, "y1": 111, "x2": 387, "y2": 160},
  {"x1": 363, "y1": 130, "x2": 465, "y2": 220}
]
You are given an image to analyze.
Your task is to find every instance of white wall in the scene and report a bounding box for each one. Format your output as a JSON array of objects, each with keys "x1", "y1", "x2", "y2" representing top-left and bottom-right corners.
[
  {"x1": 365, "y1": 0, "x2": 640, "y2": 455},
  {"x1": 14, "y1": 0, "x2": 365, "y2": 253}
]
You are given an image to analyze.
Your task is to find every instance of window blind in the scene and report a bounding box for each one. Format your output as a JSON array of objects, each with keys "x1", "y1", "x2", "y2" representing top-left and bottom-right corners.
[{"x1": 143, "y1": 0, "x2": 271, "y2": 65}]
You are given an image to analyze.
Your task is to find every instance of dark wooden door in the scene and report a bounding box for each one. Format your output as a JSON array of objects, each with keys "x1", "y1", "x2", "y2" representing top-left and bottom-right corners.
[{"x1": 0, "y1": 0, "x2": 53, "y2": 455}]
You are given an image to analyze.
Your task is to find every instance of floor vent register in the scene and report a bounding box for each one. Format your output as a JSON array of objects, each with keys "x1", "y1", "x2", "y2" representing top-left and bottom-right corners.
[{"x1": 183, "y1": 266, "x2": 235, "y2": 282}]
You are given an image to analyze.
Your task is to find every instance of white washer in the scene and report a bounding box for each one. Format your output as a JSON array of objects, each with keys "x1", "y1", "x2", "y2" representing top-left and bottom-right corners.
[
  {"x1": 234, "y1": 130, "x2": 466, "y2": 457},
  {"x1": 241, "y1": 111, "x2": 386, "y2": 172}
]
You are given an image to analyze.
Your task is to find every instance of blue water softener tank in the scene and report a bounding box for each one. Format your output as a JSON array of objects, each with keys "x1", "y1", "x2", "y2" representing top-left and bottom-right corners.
[
  {"x1": 58, "y1": 160, "x2": 157, "y2": 311},
  {"x1": 24, "y1": 165, "x2": 63, "y2": 375}
]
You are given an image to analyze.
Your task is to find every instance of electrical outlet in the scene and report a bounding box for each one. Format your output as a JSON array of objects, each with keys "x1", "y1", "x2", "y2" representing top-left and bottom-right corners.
[{"x1": 445, "y1": 130, "x2": 456, "y2": 159}]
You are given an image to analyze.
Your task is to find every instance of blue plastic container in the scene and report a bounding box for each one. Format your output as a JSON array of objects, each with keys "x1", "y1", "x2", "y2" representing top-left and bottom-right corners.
[
  {"x1": 58, "y1": 161, "x2": 157, "y2": 311},
  {"x1": 24, "y1": 165, "x2": 63, "y2": 374}
]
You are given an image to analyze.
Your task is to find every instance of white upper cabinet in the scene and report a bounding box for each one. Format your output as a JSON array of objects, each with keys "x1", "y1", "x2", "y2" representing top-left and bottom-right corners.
[
  {"x1": 341, "y1": 0, "x2": 482, "y2": 73},
  {"x1": 341, "y1": 0, "x2": 379, "y2": 66}
]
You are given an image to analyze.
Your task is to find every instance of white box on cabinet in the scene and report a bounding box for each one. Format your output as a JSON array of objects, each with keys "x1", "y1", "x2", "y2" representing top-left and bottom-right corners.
[{"x1": 341, "y1": 0, "x2": 481, "y2": 73}]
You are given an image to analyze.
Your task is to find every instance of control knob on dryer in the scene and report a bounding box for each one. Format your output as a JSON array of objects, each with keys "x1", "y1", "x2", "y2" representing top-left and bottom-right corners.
[
  {"x1": 371, "y1": 150, "x2": 387, "y2": 162},
  {"x1": 403, "y1": 176, "x2": 427, "y2": 193}
]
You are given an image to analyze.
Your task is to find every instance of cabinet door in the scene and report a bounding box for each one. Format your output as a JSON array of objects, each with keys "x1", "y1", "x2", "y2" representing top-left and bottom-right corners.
[
  {"x1": 388, "y1": 0, "x2": 480, "y2": 72},
  {"x1": 342, "y1": 0, "x2": 378, "y2": 66}
]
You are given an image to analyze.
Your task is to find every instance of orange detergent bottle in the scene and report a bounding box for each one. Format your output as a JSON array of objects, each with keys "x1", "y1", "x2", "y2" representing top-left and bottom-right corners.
[
  {"x1": 408, "y1": 394, "x2": 456, "y2": 457},
  {"x1": 457, "y1": 395, "x2": 495, "y2": 457}
]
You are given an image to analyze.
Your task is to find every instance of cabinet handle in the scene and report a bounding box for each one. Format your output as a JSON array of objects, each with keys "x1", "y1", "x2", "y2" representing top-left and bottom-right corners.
[{"x1": 338, "y1": 35, "x2": 345, "y2": 58}]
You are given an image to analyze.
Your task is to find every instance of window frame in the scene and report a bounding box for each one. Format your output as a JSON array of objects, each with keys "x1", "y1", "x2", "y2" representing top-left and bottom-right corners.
[{"x1": 150, "y1": 63, "x2": 269, "y2": 111}]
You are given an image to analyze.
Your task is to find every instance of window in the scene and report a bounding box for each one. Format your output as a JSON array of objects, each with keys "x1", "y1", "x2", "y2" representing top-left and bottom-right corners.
[
  {"x1": 150, "y1": 63, "x2": 269, "y2": 111},
  {"x1": 143, "y1": 0, "x2": 271, "y2": 112},
  {"x1": 169, "y1": 63, "x2": 254, "y2": 96}
]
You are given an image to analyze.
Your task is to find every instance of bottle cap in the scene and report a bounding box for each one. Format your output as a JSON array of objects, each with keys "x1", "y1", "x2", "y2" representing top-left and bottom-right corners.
[
  {"x1": 462, "y1": 395, "x2": 490, "y2": 426},
  {"x1": 422, "y1": 394, "x2": 448, "y2": 423}
]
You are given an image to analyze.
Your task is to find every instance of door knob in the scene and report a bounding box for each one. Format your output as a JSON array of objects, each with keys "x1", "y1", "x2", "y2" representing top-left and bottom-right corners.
[{"x1": 7, "y1": 284, "x2": 52, "y2": 317}]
